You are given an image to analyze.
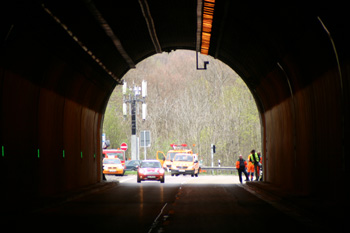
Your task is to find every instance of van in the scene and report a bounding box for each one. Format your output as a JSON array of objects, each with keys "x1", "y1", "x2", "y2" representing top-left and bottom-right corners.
[{"x1": 171, "y1": 153, "x2": 199, "y2": 177}]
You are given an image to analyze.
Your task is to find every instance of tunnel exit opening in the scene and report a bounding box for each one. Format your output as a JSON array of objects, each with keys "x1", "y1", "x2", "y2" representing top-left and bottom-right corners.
[{"x1": 102, "y1": 50, "x2": 262, "y2": 180}]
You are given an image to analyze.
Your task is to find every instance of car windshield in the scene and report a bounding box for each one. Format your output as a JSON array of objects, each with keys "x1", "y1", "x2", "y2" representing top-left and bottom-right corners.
[
  {"x1": 126, "y1": 160, "x2": 139, "y2": 166},
  {"x1": 174, "y1": 155, "x2": 193, "y2": 162},
  {"x1": 106, "y1": 152, "x2": 124, "y2": 160},
  {"x1": 167, "y1": 151, "x2": 192, "y2": 160},
  {"x1": 140, "y1": 161, "x2": 161, "y2": 168},
  {"x1": 167, "y1": 152, "x2": 177, "y2": 160},
  {"x1": 103, "y1": 159, "x2": 121, "y2": 164}
]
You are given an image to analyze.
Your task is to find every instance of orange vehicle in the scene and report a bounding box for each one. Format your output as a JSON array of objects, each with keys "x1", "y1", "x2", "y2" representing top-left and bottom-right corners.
[
  {"x1": 103, "y1": 157, "x2": 125, "y2": 176},
  {"x1": 171, "y1": 153, "x2": 200, "y2": 177},
  {"x1": 103, "y1": 149, "x2": 126, "y2": 167},
  {"x1": 158, "y1": 144, "x2": 193, "y2": 171}
]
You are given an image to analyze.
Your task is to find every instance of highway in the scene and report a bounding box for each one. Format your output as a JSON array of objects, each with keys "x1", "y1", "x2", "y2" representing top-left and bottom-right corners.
[{"x1": 4, "y1": 175, "x2": 323, "y2": 232}]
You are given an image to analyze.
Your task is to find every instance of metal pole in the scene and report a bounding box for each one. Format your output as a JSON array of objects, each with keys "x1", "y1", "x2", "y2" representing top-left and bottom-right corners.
[
  {"x1": 144, "y1": 131, "x2": 147, "y2": 160},
  {"x1": 211, "y1": 144, "x2": 214, "y2": 167},
  {"x1": 131, "y1": 98, "x2": 137, "y2": 160}
]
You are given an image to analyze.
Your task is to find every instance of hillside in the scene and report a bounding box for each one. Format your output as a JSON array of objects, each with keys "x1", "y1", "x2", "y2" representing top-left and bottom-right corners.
[{"x1": 103, "y1": 50, "x2": 261, "y2": 166}]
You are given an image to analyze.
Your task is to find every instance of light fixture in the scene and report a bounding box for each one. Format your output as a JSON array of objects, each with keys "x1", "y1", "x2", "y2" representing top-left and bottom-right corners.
[{"x1": 201, "y1": 0, "x2": 215, "y2": 55}]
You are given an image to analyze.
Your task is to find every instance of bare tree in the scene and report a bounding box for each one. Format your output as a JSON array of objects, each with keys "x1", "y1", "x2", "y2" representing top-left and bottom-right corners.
[{"x1": 103, "y1": 50, "x2": 261, "y2": 165}]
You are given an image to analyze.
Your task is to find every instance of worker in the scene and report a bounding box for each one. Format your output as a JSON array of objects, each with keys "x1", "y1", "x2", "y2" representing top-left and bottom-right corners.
[
  {"x1": 247, "y1": 154, "x2": 255, "y2": 181},
  {"x1": 235, "y1": 155, "x2": 249, "y2": 184},
  {"x1": 249, "y1": 149, "x2": 260, "y2": 181},
  {"x1": 258, "y1": 152, "x2": 263, "y2": 181}
]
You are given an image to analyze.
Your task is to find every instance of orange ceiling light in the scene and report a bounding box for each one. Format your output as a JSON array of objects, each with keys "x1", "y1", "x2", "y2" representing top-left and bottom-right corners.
[{"x1": 201, "y1": 0, "x2": 215, "y2": 55}]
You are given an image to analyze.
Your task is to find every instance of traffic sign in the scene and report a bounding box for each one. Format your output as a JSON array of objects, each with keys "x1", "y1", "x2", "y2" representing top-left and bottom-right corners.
[
  {"x1": 140, "y1": 130, "x2": 151, "y2": 147},
  {"x1": 120, "y1": 142, "x2": 128, "y2": 151}
]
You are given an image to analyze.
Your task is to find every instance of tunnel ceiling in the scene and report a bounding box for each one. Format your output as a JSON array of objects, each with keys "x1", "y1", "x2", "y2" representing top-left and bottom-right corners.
[{"x1": 5, "y1": 0, "x2": 346, "y2": 99}]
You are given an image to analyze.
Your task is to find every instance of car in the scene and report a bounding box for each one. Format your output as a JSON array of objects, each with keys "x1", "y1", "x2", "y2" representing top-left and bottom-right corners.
[
  {"x1": 103, "y1": 158, "x2": 125, "y2": 176},
  {"x1": 171, "y1": 153, "x2": 199, "y2": 177},
  {"x1": 125, "y1": 160, "x2": 141, "y2": 171},
  {"x1": 137, "y1": 160, "x2": 165, "y2": 183}
]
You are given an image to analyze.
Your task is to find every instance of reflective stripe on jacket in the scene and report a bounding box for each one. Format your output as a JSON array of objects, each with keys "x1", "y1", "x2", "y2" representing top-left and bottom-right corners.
[{"x1": 250, "y1": 153, "x2": 259, "y2": 164}]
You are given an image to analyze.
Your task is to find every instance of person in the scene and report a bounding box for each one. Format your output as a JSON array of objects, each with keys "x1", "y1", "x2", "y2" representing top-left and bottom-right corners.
[
  {"x1": 249, "y1": 149, "x2": 260, "y2": 181},
  {"x1": 258, "y1": 152, "x2": 263, "y2": 181},
  {"x1": 235, "y1": 155, "x2": 249, "y2": 184},
  {"x1": 247, "y1": 154, "x2": 255, "y2": 181}
]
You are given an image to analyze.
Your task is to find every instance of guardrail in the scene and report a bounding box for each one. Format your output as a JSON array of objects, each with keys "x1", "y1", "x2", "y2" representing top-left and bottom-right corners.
[
  {"x1": 201, "y1": 166, "x2": 236, "y2": 170},
  {"x1": 200, "y1": 166, "x2": 237, "y2": 175}
]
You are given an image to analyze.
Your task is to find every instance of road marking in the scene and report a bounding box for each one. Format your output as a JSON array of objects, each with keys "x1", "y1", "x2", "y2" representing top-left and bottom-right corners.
[
  {"x1": 119, "y1": 177, "x2": 134, "y2": 183},
  {"x1": 148, "y1": 203, "x2": 168, "y2": 233}
]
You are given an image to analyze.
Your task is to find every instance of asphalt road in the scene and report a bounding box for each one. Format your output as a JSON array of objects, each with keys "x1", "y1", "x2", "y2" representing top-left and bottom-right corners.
[{"x1": 5, "y1": 175, "x2": 323, "y2": 232}]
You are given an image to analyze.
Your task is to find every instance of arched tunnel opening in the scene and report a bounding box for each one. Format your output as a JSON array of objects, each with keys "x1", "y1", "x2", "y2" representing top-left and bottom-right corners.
[
  {"x1": 102, "y1": 50, "x2": 262, "y2": 171},
  {"x1": 1, "y1": 0, "x2": 349, "y2": 216}
]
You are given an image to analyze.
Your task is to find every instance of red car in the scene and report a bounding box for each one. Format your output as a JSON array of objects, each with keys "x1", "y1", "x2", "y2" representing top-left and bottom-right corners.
[{"x1": 137, "y1": 160, "x2": 165, "y2": 183}]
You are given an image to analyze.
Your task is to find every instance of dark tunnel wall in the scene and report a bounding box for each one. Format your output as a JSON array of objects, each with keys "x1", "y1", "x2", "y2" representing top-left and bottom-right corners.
[
  {"x1": 258, "y1": 24, "x2": 349, "y2": 197},
  {"x1": 1, "y1": 1, "x2": 349, "y2": 205},
  {"x1": 210, "y1": 4, "x2": 350, "y2": 198},
  {"x1": 0, "y1": 2, "x2": 117, "y2": 199}
]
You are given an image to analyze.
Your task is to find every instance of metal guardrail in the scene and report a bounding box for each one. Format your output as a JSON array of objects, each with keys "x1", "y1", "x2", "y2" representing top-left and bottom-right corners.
[{"x1": 201, "y1": 166, "x2": 236, "y2": 170}]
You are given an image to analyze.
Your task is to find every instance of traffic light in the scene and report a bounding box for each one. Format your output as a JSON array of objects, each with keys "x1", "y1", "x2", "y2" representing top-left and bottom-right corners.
[{"x1": 213, "y1": 145, "x2": 216, "y2": 153}]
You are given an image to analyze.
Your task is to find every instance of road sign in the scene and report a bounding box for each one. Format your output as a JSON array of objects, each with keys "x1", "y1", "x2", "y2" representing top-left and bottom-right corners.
[
  {"x1": 120, "y1": 142, "x2": 128, "y2": 151},
  {"x1": 140, "y1": 130, "x2": 151, "y2": 147}
]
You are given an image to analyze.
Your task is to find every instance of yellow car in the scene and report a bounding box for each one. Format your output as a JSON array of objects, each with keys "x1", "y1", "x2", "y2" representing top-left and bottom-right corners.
[
  {"x1": 103, "y1": 158, "x2": 125, "y2": 176},
  {"x1": 171, "y1": 153, "x2": 199, "y2": 177}
]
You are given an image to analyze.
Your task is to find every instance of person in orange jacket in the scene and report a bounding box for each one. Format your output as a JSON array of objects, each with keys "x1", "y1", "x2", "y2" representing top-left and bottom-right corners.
[
  {"x1": 247, "y1": 154, "x2": 255, "y2": 181},
  {"x1": 235, "y1": 155, "x2": 249, "y2": 184}
]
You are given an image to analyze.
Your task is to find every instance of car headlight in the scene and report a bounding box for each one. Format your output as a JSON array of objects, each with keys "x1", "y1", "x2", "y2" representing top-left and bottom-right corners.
[{"x1": 138, "y1": 168, "x2": 145, "y2": 174}]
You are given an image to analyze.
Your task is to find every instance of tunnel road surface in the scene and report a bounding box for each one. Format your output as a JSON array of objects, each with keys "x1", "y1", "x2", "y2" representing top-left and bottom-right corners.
[{"x1": 4, "y1": 175, "x2": 324, "y2": 232}]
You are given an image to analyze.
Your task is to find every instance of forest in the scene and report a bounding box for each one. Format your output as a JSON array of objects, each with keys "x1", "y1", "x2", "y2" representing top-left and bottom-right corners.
[{"x1": 103, "y1": 50, "x2": 261, "y2": 166}]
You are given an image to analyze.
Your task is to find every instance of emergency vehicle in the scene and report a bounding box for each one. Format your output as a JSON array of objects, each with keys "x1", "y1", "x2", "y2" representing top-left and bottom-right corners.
[
  {"x1": 103, "y1": 149, "x2": 126, "y2": 167},
  {"x1": 157, "y1": 144, "x2": 193, "y2": 171}
]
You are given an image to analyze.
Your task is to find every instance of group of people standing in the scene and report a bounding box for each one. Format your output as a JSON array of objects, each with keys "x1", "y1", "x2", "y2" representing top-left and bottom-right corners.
[{"x1": 235, "y1": 149, "x2": 262, "y2": 184}]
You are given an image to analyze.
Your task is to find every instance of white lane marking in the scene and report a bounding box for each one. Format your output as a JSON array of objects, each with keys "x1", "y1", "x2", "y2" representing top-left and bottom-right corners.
[
  {"x1": 148, "y1": 203, "x2": 168, "y2": 233},
  {"x1": 119, "y1": 177, "x2": 134, "y2": 183}
]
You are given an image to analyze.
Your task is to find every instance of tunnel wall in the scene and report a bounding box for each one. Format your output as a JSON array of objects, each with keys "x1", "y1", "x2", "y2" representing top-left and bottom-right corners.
[
  {"x1": 0, "y1": 10, "x2": 116, "y2": 200},
  {"x1": 256, "y1": 22, "x2": 349, "y2": 197},
  {"x1": 0, "y1": 66, "x2": 108, "y2": 199}
]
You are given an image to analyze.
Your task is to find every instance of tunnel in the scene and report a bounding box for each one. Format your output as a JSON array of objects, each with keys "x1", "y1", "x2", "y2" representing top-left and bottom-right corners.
[{"x1": 1, "y1": 0, "x2": 349, "y2": 209}]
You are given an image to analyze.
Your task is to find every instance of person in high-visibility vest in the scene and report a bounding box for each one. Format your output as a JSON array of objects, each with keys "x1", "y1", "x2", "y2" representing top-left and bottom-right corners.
[
  {"x1": 247, "y1": 154, "x2": 255, "y2": 181},
  {"x1": 249, "y1": 149, "x2": 260, "y2": 181},
  {"x1": 258, "y1": 152, "x2": 263, "y2": 181},
  {"x1": 235, "y1": 155, "x2": 249, "y2": 184}
]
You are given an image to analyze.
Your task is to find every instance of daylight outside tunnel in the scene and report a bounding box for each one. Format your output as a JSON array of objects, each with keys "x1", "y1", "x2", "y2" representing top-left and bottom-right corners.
[
  {"x1": 0, "y1": 0, "x2": 349, "y2": 216},
  {"x1": 103, "y1": 50, "x2": 262, "y2": 168}
]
